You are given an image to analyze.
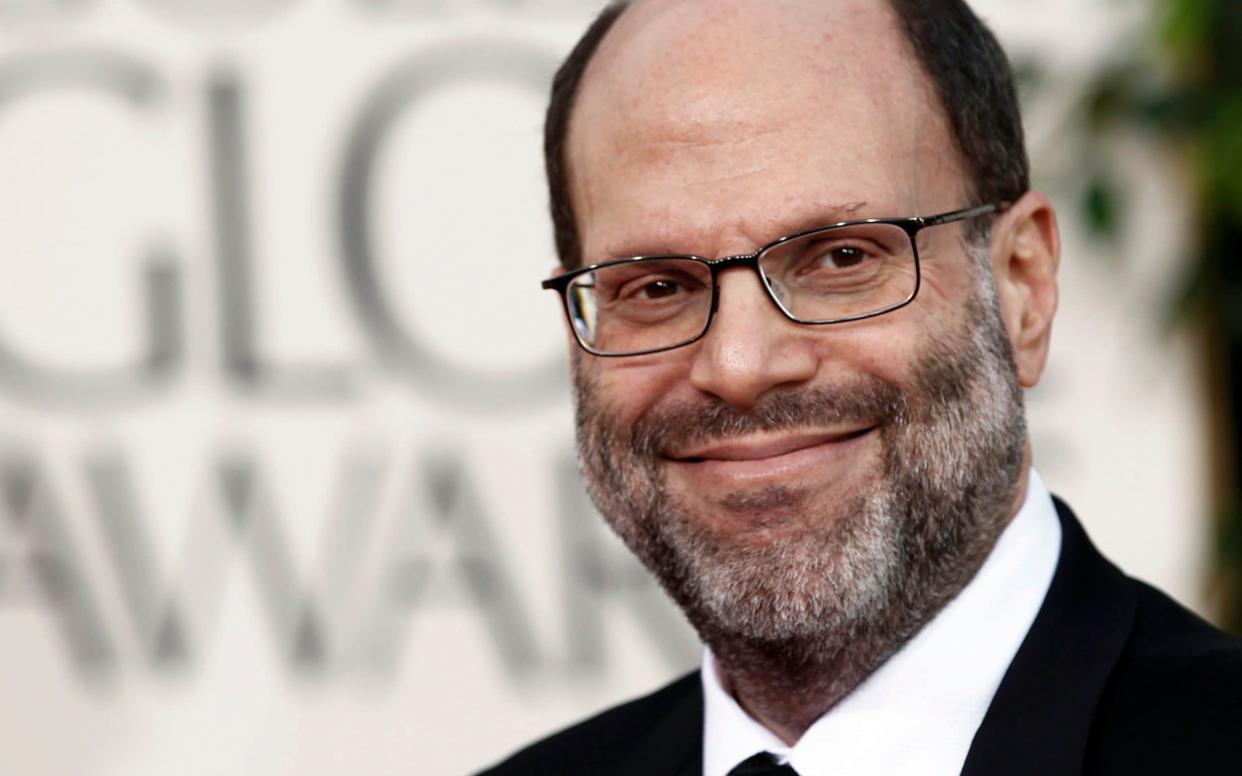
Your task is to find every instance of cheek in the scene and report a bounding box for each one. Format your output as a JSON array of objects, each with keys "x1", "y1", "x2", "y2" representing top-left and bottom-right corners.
[
  {"x1": 856, "y1": 260, "x2": 977, "y2": 359},
  {"x1": 816, "y1": 328, "x2": 914, "y2": 389},
  {"x1": 584, "y1": 356, "x2": 690, "y2": 423},
  {"x1": 916, "y1": 260, "x2": 976, "y2": 312},
  {"x1": 819, "y1": 294, "x2": 967, "y2": 388}
]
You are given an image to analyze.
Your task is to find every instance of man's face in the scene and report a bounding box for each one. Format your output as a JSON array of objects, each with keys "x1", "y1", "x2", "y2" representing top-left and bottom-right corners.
[{"x1": 564, "y1": 0, "x2": 1032, "y2": 648}]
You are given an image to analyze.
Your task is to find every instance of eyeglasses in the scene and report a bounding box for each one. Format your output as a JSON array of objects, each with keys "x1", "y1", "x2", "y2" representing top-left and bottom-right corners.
[{"x1": 542, "y1": 203, "x2": 1006, "y2": 357}]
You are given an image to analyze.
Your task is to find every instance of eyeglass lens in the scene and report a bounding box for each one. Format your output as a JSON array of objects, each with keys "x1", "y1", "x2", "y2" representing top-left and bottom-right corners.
[{"x1": 565, "y1": 222, "x2": 917, "y2": 356}]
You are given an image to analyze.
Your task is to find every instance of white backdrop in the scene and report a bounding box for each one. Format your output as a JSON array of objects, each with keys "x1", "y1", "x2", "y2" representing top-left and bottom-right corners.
[{"x1": 0, "y1": 1, "x2": 1209, "y2": 774}]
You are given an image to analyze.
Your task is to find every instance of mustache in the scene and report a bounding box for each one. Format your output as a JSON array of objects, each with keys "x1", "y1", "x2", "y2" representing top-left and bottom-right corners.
[{"x1": 627, "y1": 377, "x2": 908, "y2": 458}]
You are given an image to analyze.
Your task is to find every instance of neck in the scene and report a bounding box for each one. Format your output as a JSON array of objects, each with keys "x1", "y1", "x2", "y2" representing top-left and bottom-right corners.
[{"x1": 708, "y1": 611, "x2": 917, "y2": 745}]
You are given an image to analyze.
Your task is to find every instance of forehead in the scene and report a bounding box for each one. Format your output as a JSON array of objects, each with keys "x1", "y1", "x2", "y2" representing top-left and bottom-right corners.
[{"x1": 568, "y1": 0, "x2": 968, "y2": 259}]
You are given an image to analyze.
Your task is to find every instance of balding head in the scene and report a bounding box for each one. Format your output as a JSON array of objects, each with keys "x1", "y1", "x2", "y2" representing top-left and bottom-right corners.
[
  {"x1": 545, "y1": 0, "x2": 1027, "y2": 268},
  {"x1": 569, "y1": 0, "x2": 962, "y2": 267},
  {"x1": 577, "y1": 0, "x2": 934, "y2": 150}
]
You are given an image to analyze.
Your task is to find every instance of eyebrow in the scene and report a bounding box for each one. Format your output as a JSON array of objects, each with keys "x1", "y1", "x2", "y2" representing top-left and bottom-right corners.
[
  {"x1": 598, "y1": 201, "x2": 872, "y2": 262},
  {"x1": 766, "y1": 201, "x2": 871, "y2": 242}
]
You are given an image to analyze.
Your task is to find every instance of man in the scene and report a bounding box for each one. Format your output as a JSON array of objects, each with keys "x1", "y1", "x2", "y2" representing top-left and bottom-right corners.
[{"x1": 481, "y1": 0, "x2": 1242, "y2": 773}]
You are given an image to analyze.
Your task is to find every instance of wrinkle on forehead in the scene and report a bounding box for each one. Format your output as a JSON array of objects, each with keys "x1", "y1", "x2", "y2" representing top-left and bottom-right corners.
[{"x1": 595, "y1": 199, "x2": 870, "y2": 261}]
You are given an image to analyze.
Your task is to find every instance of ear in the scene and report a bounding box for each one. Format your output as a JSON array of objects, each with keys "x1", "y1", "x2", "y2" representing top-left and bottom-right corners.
[{"x1": 988, "y1": 191, "x2": 1060, "y2": 388}]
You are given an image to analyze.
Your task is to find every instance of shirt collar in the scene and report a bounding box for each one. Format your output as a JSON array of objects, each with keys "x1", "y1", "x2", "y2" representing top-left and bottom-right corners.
[{"x1": 701, "y1": 468, "x2": 1063, "y2": 776}]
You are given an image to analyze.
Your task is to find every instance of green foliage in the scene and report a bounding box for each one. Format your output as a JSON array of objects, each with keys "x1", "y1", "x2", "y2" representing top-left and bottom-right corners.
[
  {"x1": 1162, "y1": 0, "x2": 1214, "y2": 66},
  {"x1": 1082, "y1": 174, "x2": 1122, "y2": 240},
  {"x1": 1075, "y1": 0, "x2": 1242, "y2": 632},
  {"x1": 1215, "y1": 504, "x2": 1242, "y2": 635}
]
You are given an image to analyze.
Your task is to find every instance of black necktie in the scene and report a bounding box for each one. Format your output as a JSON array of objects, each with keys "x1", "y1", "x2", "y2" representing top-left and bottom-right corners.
[{"x1": 727, "y1": 752, "x2": 800, "y2": 775}]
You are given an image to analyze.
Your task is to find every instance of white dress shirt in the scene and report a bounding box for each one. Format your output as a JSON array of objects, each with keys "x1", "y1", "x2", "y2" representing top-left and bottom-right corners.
[{"x1": 701, "y1": 469, "x2": 1063, "y2": 776}]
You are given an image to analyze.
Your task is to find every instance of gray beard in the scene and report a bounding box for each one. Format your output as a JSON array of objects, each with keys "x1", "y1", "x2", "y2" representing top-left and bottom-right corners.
[{"x1": 573, "y1": 269, "x2": 1027, "y2": 681}]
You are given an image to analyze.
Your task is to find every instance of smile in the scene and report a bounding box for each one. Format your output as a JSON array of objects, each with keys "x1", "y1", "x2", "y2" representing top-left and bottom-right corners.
[{"x1": 665, "y1": 427, "x2": 878, "y2": 484}]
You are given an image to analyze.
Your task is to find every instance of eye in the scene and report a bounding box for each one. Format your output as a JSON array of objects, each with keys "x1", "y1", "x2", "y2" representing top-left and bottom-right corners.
[
  {"x1": 816, "y1": 245, "x2": 870, "y2": 269},
  {"x1": 636, "y1": 278, "x2": 684, "y2": 299},
  {"x1": 588, "y1": 259, "x2": 711, "y2": 311},
  {"x1": 616, "y1": 273, "x2": 702, "y2": 302}
]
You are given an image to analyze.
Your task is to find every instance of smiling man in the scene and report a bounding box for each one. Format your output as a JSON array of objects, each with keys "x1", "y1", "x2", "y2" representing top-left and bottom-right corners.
[{"x1": 480, "y1": 1, "x2": 1242, "y2": 774}]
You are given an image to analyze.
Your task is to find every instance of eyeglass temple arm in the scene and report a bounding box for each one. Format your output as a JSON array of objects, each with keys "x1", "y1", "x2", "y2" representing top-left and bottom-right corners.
[
  {"x1": 923, "y1": 201, "x2": 1010, "y2": 227},
  {"x1": 542, "y1": 273, "x2": 581, "y2": 291}
]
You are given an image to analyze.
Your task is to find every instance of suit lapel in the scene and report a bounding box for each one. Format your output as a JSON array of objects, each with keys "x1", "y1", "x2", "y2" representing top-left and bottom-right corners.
[
  {"x1": 621, "y1": 674, "x2": 704, "y2": 776},
  {"x1": 960, "y1": 499, "x2": 1137, "y2": 776}
]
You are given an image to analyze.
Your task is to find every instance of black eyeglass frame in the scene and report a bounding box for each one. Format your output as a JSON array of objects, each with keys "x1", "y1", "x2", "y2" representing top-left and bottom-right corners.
[{"x1": 542, "y1": 202, "x2": 1008, "y2": 357}]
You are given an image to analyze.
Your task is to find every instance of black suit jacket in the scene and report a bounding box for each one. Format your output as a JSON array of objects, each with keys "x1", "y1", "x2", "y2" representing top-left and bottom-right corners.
[{"x1": 480, "y1": 501, "x2": 1242, "y2": 774}]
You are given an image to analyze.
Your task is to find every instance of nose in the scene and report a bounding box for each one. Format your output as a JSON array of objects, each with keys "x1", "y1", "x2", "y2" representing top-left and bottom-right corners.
[{"x1": 687, "y1": 267, "x2": 819, "y2": 409}]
